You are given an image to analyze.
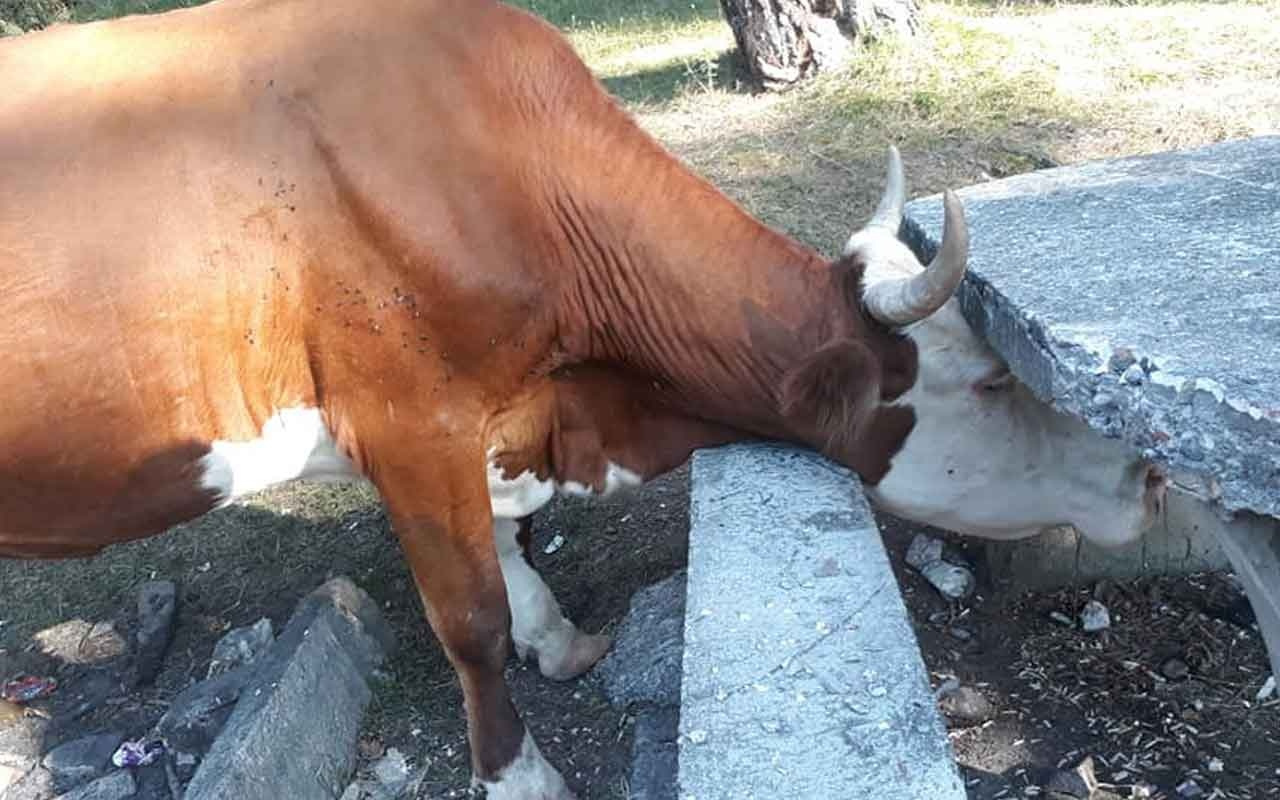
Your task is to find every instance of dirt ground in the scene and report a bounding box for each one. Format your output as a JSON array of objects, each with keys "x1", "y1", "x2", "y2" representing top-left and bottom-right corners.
[{"x1": 4, "y1": 472, "x2": 1277, "y2": 799}]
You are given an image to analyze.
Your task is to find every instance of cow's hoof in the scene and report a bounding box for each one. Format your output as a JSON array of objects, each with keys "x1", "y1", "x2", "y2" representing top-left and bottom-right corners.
[
  {"x1": 479, "y1": 732, "x2": 577, "y2": 800},
  {"x1": 539, "y1": 631, "x2": 611, "y2": 681}
]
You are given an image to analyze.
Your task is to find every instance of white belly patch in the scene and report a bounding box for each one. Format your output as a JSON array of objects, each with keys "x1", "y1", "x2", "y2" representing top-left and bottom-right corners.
[
  {"x1": 486, "y1": 454, "x2": 643, "y2": 519},
  {"x1": 199, "y1": 415, "x2": 642, "y2": 518},
  {"x1": 199, "y1": 407, "x2": 359, "y2": 505}
]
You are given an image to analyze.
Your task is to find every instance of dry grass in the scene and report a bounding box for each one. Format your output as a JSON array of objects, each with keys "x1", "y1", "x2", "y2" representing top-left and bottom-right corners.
[{"x1": 575, "y1": 1, "x2": 1280, "y2": 248}]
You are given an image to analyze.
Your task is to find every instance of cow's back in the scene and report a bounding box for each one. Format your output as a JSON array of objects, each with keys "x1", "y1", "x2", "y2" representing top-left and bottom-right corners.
[{"x1": 0, "y1": 0, "x2": 612, "y2": 554}]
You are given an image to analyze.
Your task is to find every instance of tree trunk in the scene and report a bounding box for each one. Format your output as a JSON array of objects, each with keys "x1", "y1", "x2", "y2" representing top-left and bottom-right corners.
[{"x1": 719, "y1": 0, "x2": 921, "y2": 91}]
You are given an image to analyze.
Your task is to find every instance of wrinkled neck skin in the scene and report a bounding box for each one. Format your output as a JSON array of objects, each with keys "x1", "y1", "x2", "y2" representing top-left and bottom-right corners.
[
  {"x1": 541, "y1": 112, "x2": 836, "y2": 442},
  {"x1": 865, "y1": 300, "x2": 1156, "y2": 546}
]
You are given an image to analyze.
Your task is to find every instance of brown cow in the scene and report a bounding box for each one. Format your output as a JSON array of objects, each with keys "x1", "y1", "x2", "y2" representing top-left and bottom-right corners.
[{"x1": 0, "y1": 0, "x2": 1166, "y2": 795}]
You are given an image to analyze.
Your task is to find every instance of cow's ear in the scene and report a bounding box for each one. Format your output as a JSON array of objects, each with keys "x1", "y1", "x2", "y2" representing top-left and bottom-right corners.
[{"x1": 781, "y1": 340, "x2": 880, "y2": 460}]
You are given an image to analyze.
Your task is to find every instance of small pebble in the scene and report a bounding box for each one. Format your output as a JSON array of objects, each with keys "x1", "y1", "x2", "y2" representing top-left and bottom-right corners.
[
  {"x1": 1122, "y1": 363, "x2": 1146, "y2": 385},
  {"x1": 1080, "y1": 600, "x2": 1111, "y2": 632},
  {"x1": 920, "y1": 560, "x2": 975, "y2": 599},
  {"x1": 906, "y1": 533, "x2": 943, "y2": 570},
  {"x1": 938, "y1": 686, "x2": 995, "y2": 724},
  {"x1": 1044, "y1": 755, "x2": 1097, "y2": 798},
  {"x1": 686, "y1": 729, "x2": 708, "y2": 744},
  {"x1": 1176, "y1": 778, "x2": 1204, "y2": 799},
  {"x1": 1207, "y1": 757, "x2": 1224, "y2": 773},
  {"x1": 1256, "y1": 675, "x2": 1276, "y2": 701},
  {"x1": 1160, "y1": 657, "x2": 1190, "y2": 681},
  {"x1": 1049, "y1": 611, "x2": 1074, "y2": 627},
  {"x1": 948, "y1": 626, "x2": 973, "y2": 642}
]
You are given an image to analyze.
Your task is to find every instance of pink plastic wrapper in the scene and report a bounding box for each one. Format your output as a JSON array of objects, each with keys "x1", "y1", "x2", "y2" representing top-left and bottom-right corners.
[
  {"x1": 112, "y1": 739, "x2": 166, "y2": 768},
  {"x1": 1, "y1": 676, "x2": 57, "y2": 703}
]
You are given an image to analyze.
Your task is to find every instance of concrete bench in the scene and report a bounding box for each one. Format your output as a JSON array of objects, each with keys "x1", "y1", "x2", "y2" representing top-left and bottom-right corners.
[
  {"x1": 677, "y1": 443, "x2": 965, "y2": 800},
  {"x1": 903, "y1": 135, "x2": 1280, "y2": 680}
]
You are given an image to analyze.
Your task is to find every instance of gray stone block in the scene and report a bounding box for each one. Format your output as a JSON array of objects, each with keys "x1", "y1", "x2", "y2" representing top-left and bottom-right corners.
[
  {"x1": 594, "y1": 570, "x2": 686, "y2": 709},
  {"x1": 679, "y1": 443, "x2": 965, "y2": 800},
  {"x1": 183, "y1": 577, "x2": 395, "y2": 800},
  {"x1": 52, "y1": 770, "x2": 135, "y2": 800},
  {"x1": 629, "y1": 707, "x2": 678, "y2": 800},
  {"x1": 903, "y1": 136, "x2": 1280, "y2": 520},
  {"x1": 152, "y1": 665, "x2": 253, "y2": 766},
  {"x1": 41, "y1": 733, "x2": 123, "y2": 792}
]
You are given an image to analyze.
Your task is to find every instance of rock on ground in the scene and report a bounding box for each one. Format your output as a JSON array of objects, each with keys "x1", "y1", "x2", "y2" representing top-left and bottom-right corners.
[
  {"x1": 590, "y1": 571, "x2": 686, "y2": 800},
  {"x1": 628, "y1": 707, "x2": 678, "y2": 800},
  {"x1": 152, "y1": 665, "x2": 254, "y2": 774},
  {"x1": 592, "y1": 570, "x2": 685, "y2": 709},
  {"x1": 133, "y1": 580, "x2": 178, "y2": 686},
  {"x1": 52, "y1": 770, "x2": 135, "y2": 800},
  {"x1": 41, "y1": 733, "x2": 123, "y2": 792},
  {"x1": 182, "y1": 576, "x2": 395, "y2": 800},
  {"x1": 0, "y1": 715, "x2": 48, "y2": 775},
  {"x1": 206, "y1": 618, "x2": 274, "y2": 679},
  {"x1": 5, "y1": 766, "x2": 55, "y2": 800},
  {"x1": 938, "y1": 685, "x2": 996, "y2": 725}
]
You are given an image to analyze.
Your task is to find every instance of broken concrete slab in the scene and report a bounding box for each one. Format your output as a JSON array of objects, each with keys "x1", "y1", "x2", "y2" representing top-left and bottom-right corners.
[
  {"x1": 903, "y1": 135, "x2": 1280, "y2": 520},
  {"x1": 183, "y1": 577, "x2": 395, "y2": 800},
  {"x1": 680, "y1": 443, "x2": 965, "y2": 799},
  {"x1": 903, "y1": 138, "x2": 1280, "y2": 678}
]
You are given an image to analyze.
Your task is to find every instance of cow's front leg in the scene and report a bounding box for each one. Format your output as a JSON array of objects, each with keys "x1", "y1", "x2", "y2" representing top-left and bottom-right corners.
[
  {"x1": 495, "y1": 517, "x2": 611, "y2": 680},
  {"x1": 374, "y1": 448, "x2": 573, "y2": 800}
]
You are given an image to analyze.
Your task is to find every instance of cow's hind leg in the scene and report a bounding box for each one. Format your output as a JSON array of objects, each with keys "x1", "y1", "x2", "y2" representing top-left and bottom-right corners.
[
  {"x1": 495, "y1": 517, "x2": 611, "y2": 680},
  {"x1": 374, "y1": 449, "x2": 573, "y2": 800}
]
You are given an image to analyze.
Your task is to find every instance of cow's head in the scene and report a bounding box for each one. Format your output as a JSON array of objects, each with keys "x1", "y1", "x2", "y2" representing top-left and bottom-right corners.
[{"x1": 790, "y1": 147, "x2": 1166, "y2": 546}]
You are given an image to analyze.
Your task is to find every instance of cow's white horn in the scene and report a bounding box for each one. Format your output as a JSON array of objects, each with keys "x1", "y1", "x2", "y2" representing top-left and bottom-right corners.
[
  {"x1": 863, "y1": 189, "x2": 969, "y2": 327},
  {"x1": 859, "y1": 146, "x2": 905, "y2": 244}
]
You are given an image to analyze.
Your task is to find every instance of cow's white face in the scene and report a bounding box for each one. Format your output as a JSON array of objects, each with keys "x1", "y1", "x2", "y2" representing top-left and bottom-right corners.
[{"x1": 845, "y1": 149, "x2": 1166, "y2": 546}]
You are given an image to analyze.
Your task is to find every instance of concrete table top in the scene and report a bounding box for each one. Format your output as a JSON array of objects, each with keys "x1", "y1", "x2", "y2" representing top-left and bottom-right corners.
[{"x1": 904, "y1": 136, "x2": 1280, "y2": 519}]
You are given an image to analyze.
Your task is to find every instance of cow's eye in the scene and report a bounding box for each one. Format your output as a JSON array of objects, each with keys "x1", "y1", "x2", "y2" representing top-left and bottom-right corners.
[{"x1": 977, "y1": 370, "x2": 1015, "y2": 393}]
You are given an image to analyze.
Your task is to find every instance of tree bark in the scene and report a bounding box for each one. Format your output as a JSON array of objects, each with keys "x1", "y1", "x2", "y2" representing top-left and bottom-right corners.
[{"x1": 719, "y1": 0, "x2": 921, "y2": 91}]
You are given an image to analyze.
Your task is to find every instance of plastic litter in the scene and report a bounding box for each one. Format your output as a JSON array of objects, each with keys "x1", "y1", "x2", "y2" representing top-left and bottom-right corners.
[
  {"x1": 2, "y1": 675, "x2": 57, "y2": 703},
  {"x1": 542, "y1": 534, "x2": 566, "y2": 555},
  {"x1": 112, "y1": 739, "x2": 166, "y2": 768}
]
